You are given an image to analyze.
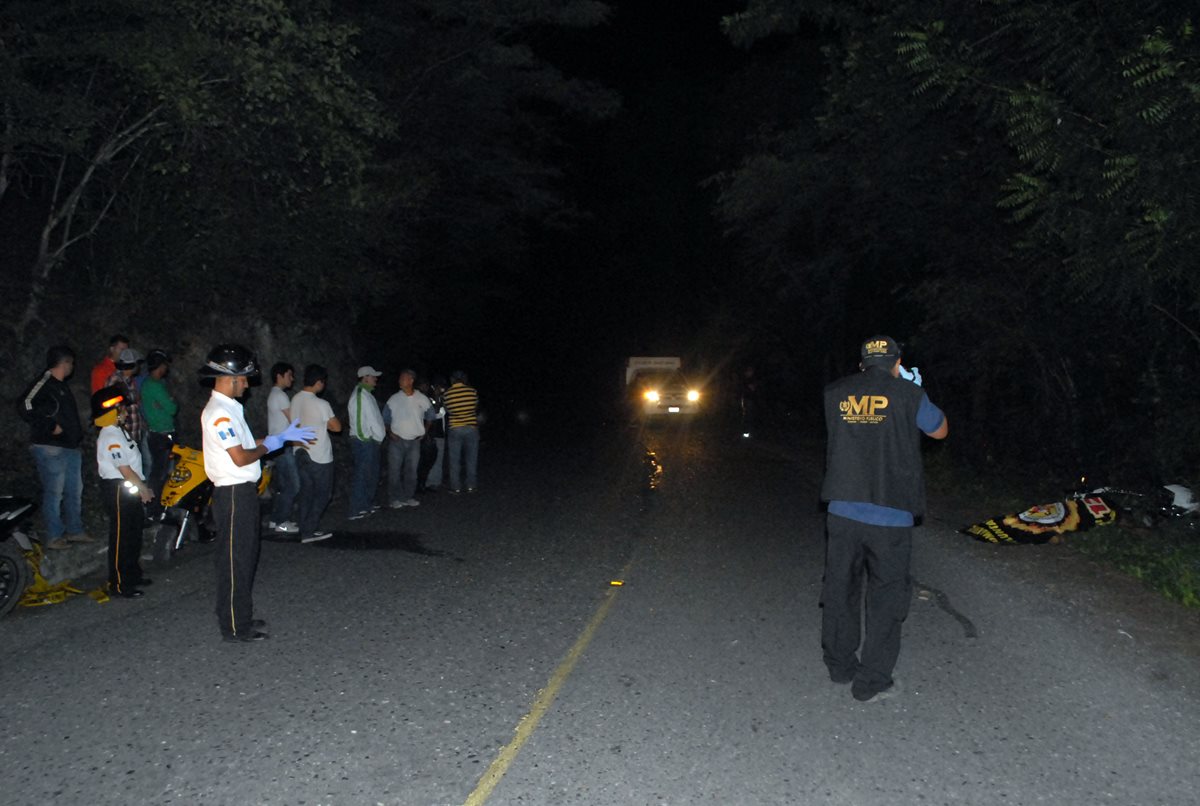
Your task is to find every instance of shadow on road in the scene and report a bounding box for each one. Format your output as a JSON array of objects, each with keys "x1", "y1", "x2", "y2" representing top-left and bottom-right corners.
[{"x1": 300, "y1": 531, "x2": 464, "y2": 560}]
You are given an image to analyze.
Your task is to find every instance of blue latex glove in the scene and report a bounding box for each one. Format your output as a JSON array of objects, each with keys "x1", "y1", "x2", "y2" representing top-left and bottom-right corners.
[
  {"x1": 262, "y1": 419, "x2": 316, "y2": 452},
  {"x1": 898, "y1": 365, "x2": 923, "y2": 386}
]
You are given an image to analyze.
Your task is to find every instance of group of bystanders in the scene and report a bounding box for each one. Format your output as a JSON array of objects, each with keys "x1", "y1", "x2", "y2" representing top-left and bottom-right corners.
[
  {"x1": 262, "y1": 363, "x2": 480, "y2": 543},
  {"x1": 17, "y1": 337, "x2": 479, "y2": 642}
]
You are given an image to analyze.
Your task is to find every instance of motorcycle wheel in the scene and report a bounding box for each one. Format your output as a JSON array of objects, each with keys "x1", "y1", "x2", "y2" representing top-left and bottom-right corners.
[
  {"x1": 0, "y1": 540, "x2": 31, "y2": 617},
  {"x1": 153, "y1": 509, "x2": 191, "y2": 565},
  {"x1": 152, "y1": 521, "x2": 179, "y2": 565}
]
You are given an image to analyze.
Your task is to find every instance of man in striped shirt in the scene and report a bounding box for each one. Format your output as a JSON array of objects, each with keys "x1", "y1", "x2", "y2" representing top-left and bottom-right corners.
[{"x1": 443, "y1": 370, "x2": 480, "y2": 493}]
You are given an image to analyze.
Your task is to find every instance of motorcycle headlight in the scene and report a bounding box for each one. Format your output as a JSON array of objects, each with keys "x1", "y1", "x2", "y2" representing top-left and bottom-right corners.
[
  {"x1": 169, "y1": 467, "x2": 192, "y2": 484},
  {"x1": 687, "y1": 390, "x2": 700, "y2": 402},
  {"x1": 644, "y1": 390, "x2": 660, "y2": 402}
]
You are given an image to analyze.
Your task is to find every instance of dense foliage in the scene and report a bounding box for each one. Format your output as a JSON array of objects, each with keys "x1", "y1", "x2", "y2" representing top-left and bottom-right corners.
[
  {"x1": 0, "y1": 0, "x2": 614, "y2": 347},
  {"x1": 717, "y1": 0, "x2": 1200, "y2": 482},
  {"x1": 0, "y1": 0, "x2": 615, "y2": 481}
]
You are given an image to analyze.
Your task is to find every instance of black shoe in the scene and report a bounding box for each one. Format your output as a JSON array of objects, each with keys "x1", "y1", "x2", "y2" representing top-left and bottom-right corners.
[
  {"x1": 222, "y1": 631, "x2": 269, "y2": 643},
  {"x1": 852, "y1": 680, "x2": 899, "y2": 703},
  {"x1": 828, "y1": 667, "x2": 856, "y2": 685},
  {"x1": 251, "y1": 619, "x2": 268, "y2": 629},
  {"x1": 110, "y1": 588, "x2": 144, "y2": 599}
]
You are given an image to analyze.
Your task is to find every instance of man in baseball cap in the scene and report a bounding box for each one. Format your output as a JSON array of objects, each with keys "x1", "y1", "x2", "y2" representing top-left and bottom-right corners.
[
  {"x1": 820, "y1": 334, "x2": 948, "y2": 703},
  {"x1": 109, "y1": 346, "x2": 150, "y2": 476},
  {"x1": 860, "y1": 335, "x2": 901, "y2": 367},
  {"x1": 347, "y1": 366, "x2": 387, "y2": 518}
]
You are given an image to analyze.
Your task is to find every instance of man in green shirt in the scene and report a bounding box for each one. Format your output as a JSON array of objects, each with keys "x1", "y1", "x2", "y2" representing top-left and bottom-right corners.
[{"x1": 141, "y1": 349, "x2": 178, "y2": 510}]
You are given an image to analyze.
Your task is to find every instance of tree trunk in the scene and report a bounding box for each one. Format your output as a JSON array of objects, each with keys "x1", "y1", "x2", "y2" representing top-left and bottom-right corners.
[{"x1": 10, "y1": 106, "x2": 162, "y2": 348}]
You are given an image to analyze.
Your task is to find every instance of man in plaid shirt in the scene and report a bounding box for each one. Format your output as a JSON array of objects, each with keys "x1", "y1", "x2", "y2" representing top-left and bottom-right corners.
[{"x1": 107, "y1": 347, "x2": 151, "y2": 477}]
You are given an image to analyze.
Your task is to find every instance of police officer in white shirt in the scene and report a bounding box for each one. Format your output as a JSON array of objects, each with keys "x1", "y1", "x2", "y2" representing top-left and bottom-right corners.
[
  {"x1": 199, "y1": 345, "x2": 314, "y2": 643},
  {"x1": 93, "y1": 385, "x2": 155, "y2": 598}
]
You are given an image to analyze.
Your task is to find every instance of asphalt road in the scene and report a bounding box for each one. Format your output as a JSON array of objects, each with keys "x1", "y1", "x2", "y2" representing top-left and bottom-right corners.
[{"x1": 3, "y1": 417, "x2": 1199, "y2": 806}]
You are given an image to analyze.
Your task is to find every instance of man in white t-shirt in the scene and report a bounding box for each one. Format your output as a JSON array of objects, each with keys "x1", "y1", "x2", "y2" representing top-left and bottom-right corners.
[
  {"x1": 266, "y1": 362, "x2": 300, "y2": 534},
  {"x1": 199, "y1": 344, "x2": 314, "y2": 643},
  {"x1": 347, "y1": 365, "x2": 386, "y2": 518},
  {"x1": 385, "y1": 368, "x2": 431, "y2": 508},
  {"x1": 291, "y1": 364, "x2": 342, "y2": 543}
]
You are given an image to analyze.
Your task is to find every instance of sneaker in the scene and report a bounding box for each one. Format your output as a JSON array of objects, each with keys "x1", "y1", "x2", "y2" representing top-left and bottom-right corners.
[
  {"x1": 369, "y1": 505, "x2": 382, "y2": 512},
  {"x1": 66, "y1": 531, "x2": 97, "y2": 543},
  {"x1": 273, "y1": 521, "x2": 299, "y2": 534},
  {"x1": 853, "y1": 680, "x2": 900, "y2": 703},
  {"x1": 348, "y1": 511, "x2": 368, "y2": 521},
  {"x1": 448, "y1": 488, "x2": 462, "y2": 495},
  {"x1": 301, "y1": 531, "x2": 333, "y2": 544},
  {"x1": 466, "y1": 487, "x2": 477, "y2": 493},
  {"x1": 403, "y1": 498, "x2": 420, "y2": 507},
  {"x1": 267, "y1": 521, "x2": 279, "y2": 530},
  {"x1": 45, "y1": 538, "x2": 70, "y2": 551},
  {"x1": 389, "y1": 500, "x2": 406, "y2": 509}
]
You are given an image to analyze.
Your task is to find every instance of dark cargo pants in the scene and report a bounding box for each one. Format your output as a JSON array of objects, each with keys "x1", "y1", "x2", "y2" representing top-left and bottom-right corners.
[{"x1": 821, "y1": 513, "x2": 913, "y2": 698}]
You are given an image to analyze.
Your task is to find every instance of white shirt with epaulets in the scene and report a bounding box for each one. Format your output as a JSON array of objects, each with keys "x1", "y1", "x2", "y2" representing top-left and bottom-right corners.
[
  {"x1": 97, "y1": 424, "x2": 144, "y2": 481},
  {"x1": 201, "y1": 390, "x2": 261, "y2": 486}
]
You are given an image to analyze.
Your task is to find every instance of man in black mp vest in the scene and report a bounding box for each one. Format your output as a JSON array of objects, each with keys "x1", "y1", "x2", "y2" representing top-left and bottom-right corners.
[{"x1": 820, "y1": 335, "x2": 948, "y2": 703}]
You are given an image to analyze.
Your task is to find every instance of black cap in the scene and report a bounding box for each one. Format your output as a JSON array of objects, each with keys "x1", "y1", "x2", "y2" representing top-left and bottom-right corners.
[
  {"x1": 861, "y1": 335, "x2": 902, "y2": 366},
  {"x1": 147, "y1": 349, "x2": 171, "y2": 370}
]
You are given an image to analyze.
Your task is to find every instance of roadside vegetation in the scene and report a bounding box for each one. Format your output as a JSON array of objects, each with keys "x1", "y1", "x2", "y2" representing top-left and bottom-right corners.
[
  {"x1": 717, "y1": 2, "x2": 1200, "y2": 484},
  {"x1": 925, "y1": 451, "x2": 1200, "y2": 609},
  {"x1": 718, "y1": 3, "x2": 1200, "y2": 609},
  {"x1": 1073, "y1": 522, "x2": 1200, "y2": 608}
]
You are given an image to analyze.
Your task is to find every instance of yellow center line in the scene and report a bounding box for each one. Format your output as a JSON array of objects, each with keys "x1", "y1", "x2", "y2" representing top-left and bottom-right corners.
[{"x1": 463, "y1": 560, "x2": 634, "y2": 806}]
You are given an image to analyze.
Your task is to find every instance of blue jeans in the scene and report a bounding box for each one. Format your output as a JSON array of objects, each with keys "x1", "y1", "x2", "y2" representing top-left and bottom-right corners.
[
  {"x1": 139, "y1": 438, "x2": 154, "y2": 480},
  {"x1": 387, "y1": 437, "x2": 421, "y2": 502},
  {"x1": 270, "y1": 448, "x2": 300, "y2": 524},
  {"x1": 295, "y1": 451, "x2": 334, "y2": 537},
  {"x1": 349, "y1": 438, "x2": 382, "y2": 514},
  {"x1": 425, "y1": 436, "x2": 445, "y2": 488},
  {"x1": 447, "y1": 426, "x2": 479, "y2": 491},
  {"x1": 29, "y1": 444, "x2": 84, "y2": 540}
]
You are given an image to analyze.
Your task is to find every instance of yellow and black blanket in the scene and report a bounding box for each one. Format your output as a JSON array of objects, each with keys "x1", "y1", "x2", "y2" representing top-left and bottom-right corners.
[{"x1": 960, "y1": 496, "x2": 1117, "y2": 545}]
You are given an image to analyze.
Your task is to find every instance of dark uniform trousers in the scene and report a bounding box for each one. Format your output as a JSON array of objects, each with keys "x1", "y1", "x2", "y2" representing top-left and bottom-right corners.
[
  {"x1": 821, "y1": 513, "x2": 913, "y2": 695},
  {"x1": 212, "y1": 482, "x2": 261, "y2": 637},
  {"x1": 102, "y1": 478, "x2": 144, "y2": 593}
]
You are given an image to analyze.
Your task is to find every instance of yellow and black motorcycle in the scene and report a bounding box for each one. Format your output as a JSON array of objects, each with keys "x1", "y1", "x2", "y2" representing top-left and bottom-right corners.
[{"x1": 152, "y1": 443, "x2": 273, "y2": 563}]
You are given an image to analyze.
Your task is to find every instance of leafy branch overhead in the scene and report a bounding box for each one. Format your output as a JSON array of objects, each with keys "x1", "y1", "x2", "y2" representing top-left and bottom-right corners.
[
  {"x1": 0, "y1": 0, "x2": 618, "y2": 343},
  {"x1": 718, "y1": 0, "x2": 1200, "y2": 477}
]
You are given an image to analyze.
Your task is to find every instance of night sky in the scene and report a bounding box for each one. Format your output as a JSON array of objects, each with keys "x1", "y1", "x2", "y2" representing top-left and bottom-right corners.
[{"x1": 397, "y1": 1, "x2": 757, "y2": 405}]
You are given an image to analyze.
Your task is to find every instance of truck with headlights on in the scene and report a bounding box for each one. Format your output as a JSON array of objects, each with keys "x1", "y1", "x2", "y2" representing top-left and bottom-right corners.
[{"x1": 625, "y1": 356, "x2": 703, "y2": 418}]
